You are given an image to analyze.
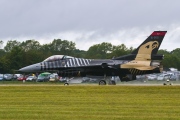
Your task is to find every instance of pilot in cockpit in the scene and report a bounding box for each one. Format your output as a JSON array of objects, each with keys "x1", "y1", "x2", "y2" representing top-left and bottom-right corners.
[{"x1": 43, "y1": 55, "x2": 73, "y2": 62}]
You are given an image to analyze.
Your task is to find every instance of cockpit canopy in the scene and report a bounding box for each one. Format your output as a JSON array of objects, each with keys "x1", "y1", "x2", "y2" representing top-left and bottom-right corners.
[{"x1": 43, "y1": 55, "x2": 73, "y2": 62}]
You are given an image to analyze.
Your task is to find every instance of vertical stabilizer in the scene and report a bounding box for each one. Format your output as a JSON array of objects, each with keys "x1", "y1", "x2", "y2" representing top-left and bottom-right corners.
[
  {"x1": 131, "y1": 31, "x2": 167, "y2": 55},
  {"x1": 132, "y1": 31, "x2": 167, "y2": 60}
]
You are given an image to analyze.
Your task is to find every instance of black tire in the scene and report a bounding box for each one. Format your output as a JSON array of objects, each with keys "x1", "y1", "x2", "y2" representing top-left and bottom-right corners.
[
  {"x1": 163, "y1": 83, "x2": 167, "y2": 85},
  {"x1": 99, "y1": 80, "x2": 106, "y2": 85},
  {"x1": 64, "y1": 83, "x2": 69, "y2": 86}
]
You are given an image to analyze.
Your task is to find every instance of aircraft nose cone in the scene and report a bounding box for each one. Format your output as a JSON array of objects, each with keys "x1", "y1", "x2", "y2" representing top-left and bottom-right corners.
[{"x1": 19, "y1": 63, "x2": 41, "y2": 72}]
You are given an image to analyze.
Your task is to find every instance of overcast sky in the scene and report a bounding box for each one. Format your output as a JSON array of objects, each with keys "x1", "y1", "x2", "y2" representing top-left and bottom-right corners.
[{"x1": 0, "y1": 0, "x2": 180, "y2": 51}]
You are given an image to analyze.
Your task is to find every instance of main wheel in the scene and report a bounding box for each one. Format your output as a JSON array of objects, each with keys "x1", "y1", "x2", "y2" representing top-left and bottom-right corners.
[
  {"x1": 64, "y1": 83, "x2": 69, "y2": 86},
  {"x1": 99, "y1": 80, "x2": 106, "y2": 85}
]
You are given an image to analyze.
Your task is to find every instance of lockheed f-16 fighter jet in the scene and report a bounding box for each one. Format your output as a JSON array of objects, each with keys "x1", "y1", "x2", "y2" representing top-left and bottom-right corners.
[{"x1": 19, "y1": 31, "x2": 167, "y2": 85}]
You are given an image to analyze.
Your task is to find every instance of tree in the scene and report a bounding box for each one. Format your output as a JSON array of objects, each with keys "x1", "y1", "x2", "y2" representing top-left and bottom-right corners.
[
  {"x1": 4, "y1": 40, "x2": 21, "y2": 52},
  {"x1": 86, "y1": 42, "x2": 113, "y2": 59},
  {"x1": 0, "y1": 49, "x2": 6, "y2": 57},
  {"x1": 73, "y1": 49, "x2": 86, "y2": 58},
  {"x1": 20, "y1": 40, "x2": 41, "y2": 52},
  {"x1": 5, "y1": 46, "x2": 25, "y2": 72},
  {"x1": 171, "y1": 48, "x2": 180, "y2": 57},
  {"x1": 157, "y1": 49, "x2": 180, "y2": 70},
  {"x1": 111, "y1": 44, "x2": 130, "y2": 58},
  {"x1": 158, "y1": 49, "x2": 170, "y2": 55},
  {"x1": 0, "y1": 56, "x2": 11, "y2": 73},
  {"x1": 0, "y1": 40, "x2": 3, "y2": 49},
  {"x1": 48, "y1": 39, "x2": 76, "y2": 55}
]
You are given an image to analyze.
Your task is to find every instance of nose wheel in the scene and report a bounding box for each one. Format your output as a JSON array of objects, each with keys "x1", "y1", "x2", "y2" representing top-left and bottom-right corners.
[{"x1": 63, "y1": 77, "x2": 74, "y2": 86}]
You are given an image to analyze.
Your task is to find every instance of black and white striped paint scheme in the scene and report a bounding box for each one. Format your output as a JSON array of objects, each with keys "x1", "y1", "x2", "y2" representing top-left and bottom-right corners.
[{"x1": 40, "y1": 57, "x2": 92, "y2": 71}]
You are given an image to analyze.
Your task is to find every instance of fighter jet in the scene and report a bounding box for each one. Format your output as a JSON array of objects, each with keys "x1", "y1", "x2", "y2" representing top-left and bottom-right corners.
[{"x1": 19, "y1": 31, "x2": 167, "y2": 85}]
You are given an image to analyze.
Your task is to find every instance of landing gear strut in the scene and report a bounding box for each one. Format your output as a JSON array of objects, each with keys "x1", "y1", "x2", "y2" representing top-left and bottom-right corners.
[{"x1": 64, "y1": 77, "x2": 74, "y2": 86}]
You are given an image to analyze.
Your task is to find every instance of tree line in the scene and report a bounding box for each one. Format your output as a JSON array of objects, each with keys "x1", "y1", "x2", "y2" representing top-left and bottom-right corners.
[{"x1": 0, "y1": 39, "x2": 179, "y2": 73}]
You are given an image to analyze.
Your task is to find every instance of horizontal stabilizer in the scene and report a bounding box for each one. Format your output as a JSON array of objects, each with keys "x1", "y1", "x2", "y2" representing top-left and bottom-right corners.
[{"x1": 135, "y1": 66, "x2": 156, "y2": 70}]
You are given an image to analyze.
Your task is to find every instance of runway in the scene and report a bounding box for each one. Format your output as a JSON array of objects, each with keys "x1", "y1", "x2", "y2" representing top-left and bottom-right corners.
[
  {"x1": 0, "y1": 78, "x2": 180, "y2": 86},
  {"x1": 0, "y1": 83, "x2": 180, "y2": 86}
]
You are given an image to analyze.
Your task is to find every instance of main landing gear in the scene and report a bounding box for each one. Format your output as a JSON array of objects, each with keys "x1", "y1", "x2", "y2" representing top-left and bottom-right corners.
[
  {"x1": 98, "y1": 74, "x2": 116, "y2": 85},
  {"x1": 99, "y1": 80, "x2": 106, "y2": 85},
  {"x1": 99, "y1": 79, "x2": 116, "y2": 85}
]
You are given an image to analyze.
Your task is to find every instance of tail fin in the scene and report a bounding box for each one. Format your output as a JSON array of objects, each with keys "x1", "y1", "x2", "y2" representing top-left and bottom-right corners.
[
  {"x1": 131, "y1": 31, "x2": 167, "y2": 55},
  {"x1": 112, "y1": 31, "x2": 167, "y2": 61},
  {"x1": 120, "y1": 31, "x2": 167, "y2": 71}
]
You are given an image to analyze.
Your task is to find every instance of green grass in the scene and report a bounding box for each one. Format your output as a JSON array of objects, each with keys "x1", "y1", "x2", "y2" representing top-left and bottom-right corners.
[
  {"x1": 0, "y1": 80, "x2": 65, "y2": 85},
  {"x1": 0, "y1": 86, "x2": 180, "y2": 120}
]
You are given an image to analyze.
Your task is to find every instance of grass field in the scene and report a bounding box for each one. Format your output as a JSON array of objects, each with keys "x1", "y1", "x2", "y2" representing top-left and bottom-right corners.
[{"x1": 0, "y1": 85, "x2": 180, "y2": 120}]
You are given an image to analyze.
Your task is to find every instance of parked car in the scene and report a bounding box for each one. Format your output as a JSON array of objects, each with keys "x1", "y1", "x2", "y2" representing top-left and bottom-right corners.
[
  {"x1": 26, "y1": 76, "x2": 37, "y2": 81},
  {"x1": 147, "y1": 74, "x2": 157, "y2": 80},
  {"x1": 169, "y1": 75, "x2": 177, "y2": 81},
  {"x1": 0, "y1": 74, "x2": 4, "y2": 81},
  {"x1": 157, "y1": 74, "x2": 170, "y2": 81},
  {"x1": 14, "y1": 74, "x2": 22, "y2": 79},
  {"x1": 4, "y1": 74, "x2": 13, "y2": 80},
  {"x1": 37, "y1": 75, "x2": 49, "y2": 82},
  {"x1": 49, "y1": 74, "x2": 59, "y2": 82},
  {"x1": 59, "y1": 77, "x2": 67, "y2": 82},
  {"x1": 17, "y1": 75, "x2": 27, "y2": 81}
]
